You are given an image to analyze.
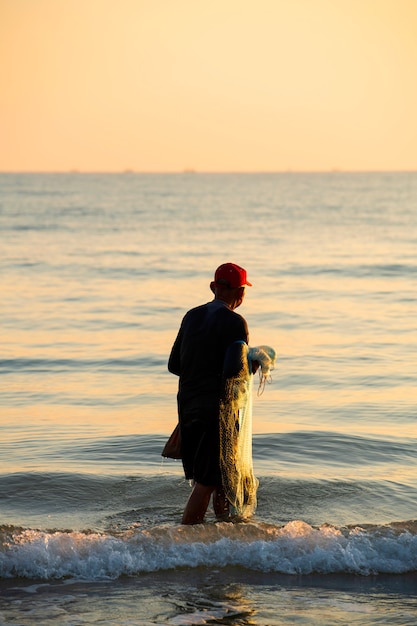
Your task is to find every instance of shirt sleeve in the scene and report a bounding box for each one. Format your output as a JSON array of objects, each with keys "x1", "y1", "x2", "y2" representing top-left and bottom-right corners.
[{"x1": 168, "y1": 326, "x2": 182, "y2": 376}]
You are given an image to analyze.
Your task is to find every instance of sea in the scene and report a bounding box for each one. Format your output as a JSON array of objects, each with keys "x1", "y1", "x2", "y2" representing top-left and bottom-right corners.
[{"x1": 1, "y1": 171, "x2": 416, "y2": 625}]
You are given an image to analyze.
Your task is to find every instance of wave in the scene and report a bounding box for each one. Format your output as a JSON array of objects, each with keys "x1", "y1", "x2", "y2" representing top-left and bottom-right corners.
[
  {"x1": 0, "y1": 356, "x2": 162, "y2": 373},
  {"x1": 279, "y1": 262, "x2": 417, "y2": 279},
  {"x1": 1, "y1": 519, "x2": 417, "y2": 581},
  {"x1": 2, "y1": 431, "x2": 416, "y2": 469}
]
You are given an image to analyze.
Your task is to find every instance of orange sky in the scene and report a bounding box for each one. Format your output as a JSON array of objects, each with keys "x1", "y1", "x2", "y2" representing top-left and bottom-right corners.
[{"x1": 1, "y1": 0, "x2": 416, "y2": 172}]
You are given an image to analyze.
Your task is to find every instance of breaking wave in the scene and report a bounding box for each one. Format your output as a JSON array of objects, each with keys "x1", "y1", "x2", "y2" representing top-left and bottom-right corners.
[{"x1": 1, "y1": 519, "x2": 417, "y2": 581}]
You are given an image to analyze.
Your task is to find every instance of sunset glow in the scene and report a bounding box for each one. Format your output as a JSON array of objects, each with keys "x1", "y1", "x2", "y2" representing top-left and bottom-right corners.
[{"x1": 1, "y1": 0, "x2": 416, "y2": 172}]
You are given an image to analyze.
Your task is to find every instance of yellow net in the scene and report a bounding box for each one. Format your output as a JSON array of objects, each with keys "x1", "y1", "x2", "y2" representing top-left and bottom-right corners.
[{"x1": 220, "y1": 342, "x2": 276, "y2": 518}]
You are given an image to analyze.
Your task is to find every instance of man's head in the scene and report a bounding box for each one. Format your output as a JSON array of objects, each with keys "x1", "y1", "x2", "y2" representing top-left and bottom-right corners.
[{"x1": 210, "y1": 263, "x2": 252, "y2": 309}]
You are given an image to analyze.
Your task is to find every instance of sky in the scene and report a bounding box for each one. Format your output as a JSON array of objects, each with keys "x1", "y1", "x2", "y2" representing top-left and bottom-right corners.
[{"x1": 1, "y1": 0, "x2": 417, "y2": 172}]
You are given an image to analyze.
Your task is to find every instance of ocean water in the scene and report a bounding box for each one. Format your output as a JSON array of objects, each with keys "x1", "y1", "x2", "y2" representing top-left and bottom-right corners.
[{"x1": 1, "y1": 171, "x2": 417, "y2": 624}]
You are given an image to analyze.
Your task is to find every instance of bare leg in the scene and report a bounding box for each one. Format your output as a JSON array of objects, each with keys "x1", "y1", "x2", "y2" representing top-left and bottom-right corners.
[
  {"x1": 181, "y1": 482, "x2": 214, "y2": 525},
  {"x1": 213, "y1": 485, "x2": 230, "y2": 520}
]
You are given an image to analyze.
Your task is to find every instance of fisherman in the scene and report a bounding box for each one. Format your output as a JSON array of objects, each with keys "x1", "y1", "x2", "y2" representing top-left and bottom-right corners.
[{"x1": 168, "y1": 263, "x2": 256, "y2": 524}]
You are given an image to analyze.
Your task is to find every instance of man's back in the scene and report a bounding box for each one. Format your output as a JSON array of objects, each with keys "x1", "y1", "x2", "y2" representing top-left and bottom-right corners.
[{"x1": 168, "y1": 299, "x2": 248, "y2": 409}]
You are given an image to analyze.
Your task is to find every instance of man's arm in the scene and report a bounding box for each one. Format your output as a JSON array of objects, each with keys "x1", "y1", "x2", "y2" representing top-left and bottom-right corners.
[{"x1": 168, "y1": 328, "x2": 182, "y2": 376}]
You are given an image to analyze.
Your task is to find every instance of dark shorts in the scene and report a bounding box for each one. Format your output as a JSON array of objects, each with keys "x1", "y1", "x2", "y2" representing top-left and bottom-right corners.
[{"x1": 179, "y1": 405, "x2": 221, "y2": 487}]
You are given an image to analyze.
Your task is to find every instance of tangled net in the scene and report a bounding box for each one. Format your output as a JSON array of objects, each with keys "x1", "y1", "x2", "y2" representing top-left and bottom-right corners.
[{"x1": 220, "y1": 342, "x2": 276, "y2": 517}]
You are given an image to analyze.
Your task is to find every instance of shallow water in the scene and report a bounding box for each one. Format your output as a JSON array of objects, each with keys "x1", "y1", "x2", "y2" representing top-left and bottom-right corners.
[{"x1": 1, "y1": 172, "x2": 417, "y2": 623}]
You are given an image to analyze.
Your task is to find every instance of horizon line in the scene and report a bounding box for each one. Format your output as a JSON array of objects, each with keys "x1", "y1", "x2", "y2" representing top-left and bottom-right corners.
[{"x1": 1, "y1": 168, "x2": 416, "y2": 175}]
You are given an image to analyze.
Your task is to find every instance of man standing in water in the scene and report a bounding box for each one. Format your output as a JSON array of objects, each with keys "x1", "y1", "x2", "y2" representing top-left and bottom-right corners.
[{"x1": 168, "y1": 263, "x2": 253, "y2": 524}]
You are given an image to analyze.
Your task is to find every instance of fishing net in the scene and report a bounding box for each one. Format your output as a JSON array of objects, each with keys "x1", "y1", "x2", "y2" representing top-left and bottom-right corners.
[{"x1": 220, "y1": 342, "x2": 276, "y2": 517}]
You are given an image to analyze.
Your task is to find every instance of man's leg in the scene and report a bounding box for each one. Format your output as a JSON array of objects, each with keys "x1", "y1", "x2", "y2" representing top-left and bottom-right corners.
[{"x1": 182, "y1": 482, "x2": 214, "y2": 524}]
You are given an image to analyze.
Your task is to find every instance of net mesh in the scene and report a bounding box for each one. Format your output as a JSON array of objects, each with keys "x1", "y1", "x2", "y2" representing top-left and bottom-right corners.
[{"x1": 219, "y1": 343, "x2": 276, "y2": 518}]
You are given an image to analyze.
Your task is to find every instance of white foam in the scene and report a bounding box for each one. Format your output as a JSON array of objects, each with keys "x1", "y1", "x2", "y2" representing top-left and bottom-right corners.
[{"x1": 1, "y1": 520, "x2": 417, "y2": 581}]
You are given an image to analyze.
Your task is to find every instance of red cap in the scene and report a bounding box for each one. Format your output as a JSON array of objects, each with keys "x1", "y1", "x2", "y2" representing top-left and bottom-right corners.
[{"x1": 214, "y1": 263, "x2": 252, "y2": 289}]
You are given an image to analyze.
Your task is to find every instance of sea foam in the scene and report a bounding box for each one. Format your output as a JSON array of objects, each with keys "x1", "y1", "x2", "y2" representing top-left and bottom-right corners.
[{"x1": 1, "y1": 520, "x2": 417, "y2": 581}]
